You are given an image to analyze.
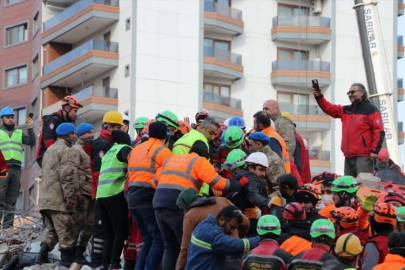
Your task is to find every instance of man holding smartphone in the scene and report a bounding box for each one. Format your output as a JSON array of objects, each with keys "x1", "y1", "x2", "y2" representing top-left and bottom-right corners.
[{"x1": 312, "y1": 82, "x2": 384, "y2": 177}]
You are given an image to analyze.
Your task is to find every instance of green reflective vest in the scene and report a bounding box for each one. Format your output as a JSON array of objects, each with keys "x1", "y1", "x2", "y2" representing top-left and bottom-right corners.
[
  {"x1": 96, "y1": 143, "x2": 131, "y2": 199},
  {"x1": 0, "y1": 129, "x2": 23, "y2": 162}
]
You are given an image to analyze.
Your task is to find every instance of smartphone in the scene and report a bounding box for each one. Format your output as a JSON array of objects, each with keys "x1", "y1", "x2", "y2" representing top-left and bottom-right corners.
[
  {"x1": 28, "y1": 113, "x2": 34, "y2": 118},
  {"x1": 312, "y1": 79, "x2": 321, "y2": 92}
]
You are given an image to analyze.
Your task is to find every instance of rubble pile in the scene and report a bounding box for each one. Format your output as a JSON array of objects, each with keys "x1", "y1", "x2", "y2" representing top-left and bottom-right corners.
[{"x1": 22, "y1": 264, "x2": 67, "y2": 270}]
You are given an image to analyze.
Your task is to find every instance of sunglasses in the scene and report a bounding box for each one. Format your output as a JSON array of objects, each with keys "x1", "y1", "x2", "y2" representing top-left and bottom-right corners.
[{"x1": 347, "y1": 90, "x2": 359, "y2": 95}]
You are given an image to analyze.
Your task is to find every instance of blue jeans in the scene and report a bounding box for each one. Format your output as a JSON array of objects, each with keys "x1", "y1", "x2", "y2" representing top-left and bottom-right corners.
[
  {"x1": 131, "y1": 208, "x2": 163, "y2": 270},
  {"x1": 155, "y1": 208, "x2": 184, "y2": 270}
]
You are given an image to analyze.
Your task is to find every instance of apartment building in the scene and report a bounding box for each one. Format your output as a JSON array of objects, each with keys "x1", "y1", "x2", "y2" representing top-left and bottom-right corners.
[{"x1": 0, "y1": 0, "x2": 41, "y2": 211}]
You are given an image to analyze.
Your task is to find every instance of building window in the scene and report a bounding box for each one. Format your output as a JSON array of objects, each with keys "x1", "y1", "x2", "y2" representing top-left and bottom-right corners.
[
  {"x1": 277, "y1": 92, "x2": 309, "y2": 114},
  {"x1": 32, "y1": 55, "x2": 39, "y2": 79},
  {"x1": 277, "y1": 48, "x2": 309, "y2": 61},
  {"x1": 278, "y1": 4, "x2": 309, "y2": 17},
  {"x1": 33, "y1": 11, "x2": 40, "y2": 36},
  {"x1": 4, "y1": 65, "x2": 28, "y2": 89},
  {"x1": 14, "y1": 106, "x2": 27, "y2": 127},
  {"x1": 4, "y1": 0, "x2": 26, "y2": 7},
  {"x1": 5, "y1": 22, "x2": 28, "y2": 47},
  {"x1": 204, "y1": 38, "x2": 231, "y2": 61},
  {"x1": 204, "y1": 83, "x2": 233, "y2": 107},
  {"x1": 126, "y1": 18, "x2": 131, "y2": 30},
  {"x1": 31, "y1": 97, "x2": 39, "y2": 119}
]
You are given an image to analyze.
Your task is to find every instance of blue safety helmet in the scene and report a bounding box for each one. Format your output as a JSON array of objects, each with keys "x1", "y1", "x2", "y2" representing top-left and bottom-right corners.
[
  {"x1": 228, "y1": 116, "x2": 246, "y2": 129},
  {"x1": 0, "y1": 107, "x2": 15, "y2": 118}
]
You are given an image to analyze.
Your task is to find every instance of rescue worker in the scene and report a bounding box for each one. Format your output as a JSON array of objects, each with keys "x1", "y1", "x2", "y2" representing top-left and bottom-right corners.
[
  {"x1": 185, "y1": 205, "x2": 260, "y2": 270},
  {"x1": 312, "y1": 172, "x2": 339, "y2": 209},
  {"x1": 36, "y1": 123, "x2": 77, "y2": 267},
  {"x1": 194, "y1": 109, "x2": 209, "y2": 126},
  {"x1": 36, "y1": 95, "x2": 82, "y2": 167},
  {"x1": 248, "y1": 132, "x2": 285, "y2": 195},
  {"x1": 374, "y1": 148, "x2": 405, "y2": 177},
  {"x1": 374, "y1": 232, "x2": 405, "y2": 269},
  {"x1": 0, "y1": 150, "x2": 7, "y2": 179},
  {"x1": 127, "y1": 122, "x2": 173, "y2": 270},
  {"x1": 295, "y1": 184, "x2": 324, "y2": 223},
  {"x1": 156, "y1": 110, "x2": 180, "y2": 149},
  {"x1": 241, "y1": 215, "x2": 292, "y2": 270},
  {"x1": 167, "y1": 120, "x2": 191, "y2": 150},
  {"x1": 278, "y1": 174, "x2": 298, "y2": 203},
  {"x1": 263, "y1": 100, "x2": 296, "y2": 160},
  {"x1": 228, "y1": 152, "x2": 271, "y2": 237},
  {"x1": 152, "y1": 141, "x2": 243, "y2": 270},
  {"x1": 133, "y1": 117, "x2": 149, "y2": 143},
  {"x1": 362, "y1": 202, "x2": 397, "y2": 270},
  {"x1": 319, "y1": 176, "x2": 359, "y2": 219},
  {"x1": 71, "y1": 123, "x2": 95, "y2": 264},
  {"x1": 96, "y1": 130, "x2": 132, "y2": 270},
  {"x1": 384, "y1": 190, "x2": 405, "y2": 208},
  {"x1": 396, "y1": 206, "x2": 405, "y2": 232},
  {"x1": 333, "y1": 233, "x2": 364, "y2": 269},
  {"x1": 288, "y1": 219, "x2": 337, "y2": 269},
  {"x1": 0, "y1": 106, "x2": 35, "y2": 228},
  {"x1": 176, "y1": 188, "x2": 250, "y2": 270},
  {"x1": 313, "y1": 83, "x2": 385, "y2": 177},
  {"x1": 279, "y1": 202, "x2": 311, "y2": 256},
  {"x1": 90, "y1": 111, "x2": 123, "y2": 267},
  {"x1": 121, "y1": 113, "x2": 130, "y2": 133}
]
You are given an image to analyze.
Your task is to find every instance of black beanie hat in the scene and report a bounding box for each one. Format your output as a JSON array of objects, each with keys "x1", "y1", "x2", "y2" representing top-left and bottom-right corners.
[
  {"x1": 190, "y1": 140, "x2": 209, "y2": 159},
  {"x1": 149, "y1": 122, "x2": 168, "y2": 140},
  {"x1": 112, "y1": 129, "x2": 131, "y2": 146}
]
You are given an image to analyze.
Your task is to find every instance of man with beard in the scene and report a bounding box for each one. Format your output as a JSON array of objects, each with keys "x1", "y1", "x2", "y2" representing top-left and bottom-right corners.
[
  {"x1": 313, "y1": 83, "x2": 384, "y2": 177},
  {"x1": 295, "y1": 184, "x2": 324, "y2": 223},
  {"x1": 0, "y1": 106, "x2": 36, "y2": 228}
]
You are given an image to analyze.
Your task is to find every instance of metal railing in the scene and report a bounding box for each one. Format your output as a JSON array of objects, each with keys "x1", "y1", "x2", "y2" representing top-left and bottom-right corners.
[
  {"x1": 43, "y1": 40, "x2": 119, "y2": 75},
  {"x1": 399, "y1": 78, "x2": 403, "y2": 89},
  {"x1": 204, "y1": 0, "x2": 242, "y2": 20},
  {"x1": 309, "y1": 149, "x2": 330, "y2": 161},
  {"x1": 272, "y1": 16, "x2": 330, "y2": 27},
  {"x1": 43, "y1": 0, "x2": 119, "y2": 31},
  {"x1": 203, "y1": 92, "x2": 242, "y2": 110},
  {"x1": 279, "y1": 104, "x2": 326, "y2": 116},
  {"x1": 72, "y1": 85, "x2": 118, "y2": 101},
  {"x1": 399, "y1": 36, "x2": 404, "y2": 46},
  {"x1": 272, "y1": 60, "x2": 330, "y2": 72},
  {"x1": 204, "y1": 46, "x2": 242, "y2": 65}
]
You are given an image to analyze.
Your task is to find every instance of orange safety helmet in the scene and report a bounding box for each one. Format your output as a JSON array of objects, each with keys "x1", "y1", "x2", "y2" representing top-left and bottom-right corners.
[
  {"x1": 331, "y1": 207, "x2": 359, "y2": 229},
  {"x1": 177, "y1": 121, "x2": 191, "y2": 135},
  {"x1": 61, "y1": 95, "x2": 83, "y2": 109},
  {"x1": 296, "y1": 184, "x2": 322, "y2": 203},
  {"x1": 373, "y1": 202, "x2": 397, "y2": 226},
  {"x1": 142, "y1": 119, "x2": 156, "y2": 135}
]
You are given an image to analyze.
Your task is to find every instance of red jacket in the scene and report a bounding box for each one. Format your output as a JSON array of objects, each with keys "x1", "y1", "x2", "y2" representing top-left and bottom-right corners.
[
  {"x1": 0, "y1": 150, "x2": 8, "y2": 173},
  {"x1": 295, "y1": 133, "x2": 311, "y2": 184},
  {"x1": 316, "y1": 96, "x2": 384, "y2": 157},
  {"x1": 91, "y1": 130, "x2": 112, "y2": 199}
]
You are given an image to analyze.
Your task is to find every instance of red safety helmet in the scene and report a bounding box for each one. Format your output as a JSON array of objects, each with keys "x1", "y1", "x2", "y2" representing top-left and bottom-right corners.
[
  {"x1": 384, "y1": 190, "x2": 405, "y2": 206},
  {"x1": 312, "y1": 172, "x2": 340, "y2": 184},
  {"x1": 372, "y1": 202, "x2": 397, "y2": 226},
  {"x1": 61, "y1": 95, "x2": 83, "y2": 109},
  {"x1": 177, "y1": 121, "x2": 191, "y2": 135},
  {"x1": 378, "y1": 148, "x2": 390, "y2": 163},
  {"x1": 283, "y1": 202, "x2": 306, "y2": 221},
  {"x1": 195, "y1": 109, "x2": 209, "y2": 123},
  {"x1": 331, "y1": 207, "x2": 359, "y2": 229}
]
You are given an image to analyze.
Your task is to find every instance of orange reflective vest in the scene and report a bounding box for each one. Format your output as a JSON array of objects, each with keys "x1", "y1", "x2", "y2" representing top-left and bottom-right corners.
[
  {"x1": 152, "y1": 153, "x2": 230, "y2": 193},
  {"x1": 374, "y1": 254, "x2": 405, "y2": 270},
  {"x1": 127, "y1": 138, "x2": 173, "y2": 188},
  {"x1": 280, "y1": 235, "x2": 311, "y2": 256},
  {"x1": 262, "y1": 126, "x2": 291, "y2": 173}
]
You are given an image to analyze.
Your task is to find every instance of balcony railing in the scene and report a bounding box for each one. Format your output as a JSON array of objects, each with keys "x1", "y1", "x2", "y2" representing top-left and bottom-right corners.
[
  {"x1": 272, "y1": 16, "x2": 331, "y2": 27},
  {"x1": 399, "y1": 121, "x2": 403, "y2": 132},
  {"x1": 204, "y1": 0, "x2": 242, "y2": 20},
  {"x1": 72, "y1": 85, "x2": 118, "y2": 102},
  {"x1": 43, "y1": 0, "x2": 119, "y2": 32},
  {"x1": 399, "y1": 36, "x2": 404, "y2": 46},
  {"x1": 204, "y1": 46, "x2": 242, "y2": 65},
  {"x1": 43, "y1": 40, "x2": 119, "y2": 75},
  {"x1": 203, "y1": 92, "x2": 241, "y2": 110},
  {"x1": 272, "y1": 60, "x2": 330, "y2": 72},
  {"x1": 399, "y1": 78, "x2": 403, "y2": 89},
  {"x1": 309, "y1": 149, "x2": 330, "y2": 161},
  {"x1": 279, "y1": 104, "x2": 326, "y2": 116}
]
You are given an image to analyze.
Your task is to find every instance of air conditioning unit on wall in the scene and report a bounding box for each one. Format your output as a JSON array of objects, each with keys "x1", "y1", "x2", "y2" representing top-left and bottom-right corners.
[{"x1": 311, "y1": 0, "x2": 323, "y2": 14}]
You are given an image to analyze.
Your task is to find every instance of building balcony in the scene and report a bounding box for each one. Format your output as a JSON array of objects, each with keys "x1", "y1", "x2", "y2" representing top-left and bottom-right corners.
[
  {"x1": 43, "y1": 0, "x2": 77, "y2": 8},
  {"x1": 399, "y1": 0, "x2": 404, "y2": 17},
  {"x1": 204, "y1": 0, "x2": 243, "y2": 36},
  {"x1": 399, "y1": 78, "x2": 404, "y2": 102},
  {"x1": 279, "y1": 104, "x2": 331, "y2": 131},
  {"x1": 42, "y1": 0, "x2": 119, "y2": 45},
  {"x1": 41, "y1": 40, "x2": 119, "y2": 89},
  {"x1": 204, "y1": 46, "x2": 243, "y2": 80},
  {"x1": 42, "y1": 86, "x2": 118, "y2": 123},
  {"x1": 399, "y1": 121, "x2": 404, "y2": 145},
  {"x1": 271, "y1": 60, "x2": 331, "y2": 87},
  {"x1": 203, "y1": 92, "x2": 242, "y2": 121},
  {"x1": 271, "y1": 16, "x2": 331, "y2": 45},
  {"x1": 399, "y1": 36, "x2": 404, "y2": 59},
  {"x1": 309, "y1": 150, "x2": 331, "y2": 175}
]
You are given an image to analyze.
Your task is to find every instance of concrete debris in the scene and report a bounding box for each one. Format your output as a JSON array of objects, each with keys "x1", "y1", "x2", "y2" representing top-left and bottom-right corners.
[
  {"x1": 79, "y1": 266, "x2": 92, "y2": 270},
  {"x1": 23, "y1": 263, "x2": 68, "y2": 270}
]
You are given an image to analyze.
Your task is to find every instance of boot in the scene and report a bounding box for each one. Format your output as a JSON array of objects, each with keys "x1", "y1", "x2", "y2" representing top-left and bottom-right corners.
[
  {"x1": 35, "y1": 243, "x2": 50, "y2": 264},
  {"x1": 75, "y1": 246, "x2": 88, "y2": 265},
  {"x1": 123, "y1": 260, "x2": 135, "y2": 270},
  {"x1": 60, "y1": 248, "x2": 74, "y2": 267}
]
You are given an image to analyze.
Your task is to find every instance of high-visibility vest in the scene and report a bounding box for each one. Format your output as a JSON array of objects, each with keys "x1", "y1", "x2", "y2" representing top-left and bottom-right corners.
[
  {"x1": 0, "y1": 129, "x2": 23, "y2": 162},
  {"x1": 127, "y1": 138, "x2": 170, "y2": 189},
  {"x1": 96, "y1": 143, "x2": 131, "y2": 199},
  {"x1": 262, "y1": 126, "x2": 291, "y2": 173}
]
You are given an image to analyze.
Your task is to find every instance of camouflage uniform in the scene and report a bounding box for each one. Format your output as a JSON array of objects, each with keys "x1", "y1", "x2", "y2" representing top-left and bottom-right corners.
[
  {"x1": 71, "y1": 139, "x2": 94, "y2": 247},
  {"x1": 273, "y1": 111, "x2": 296, "y2": 161},
  {"x1": 260, "y1": 145, "x2": 285, "y2": 194},
  {"x1": 39, "y1": 138, "x2": 76, "y2": 250}
]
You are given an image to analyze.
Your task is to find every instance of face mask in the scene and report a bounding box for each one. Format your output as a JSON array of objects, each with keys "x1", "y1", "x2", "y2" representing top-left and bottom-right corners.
[
  {"x1": 322, "y1": 194, "x2": 334, "y2": 205},
  {"x1": 80, "y1": 135, "x2": 94, "y2": 143}
]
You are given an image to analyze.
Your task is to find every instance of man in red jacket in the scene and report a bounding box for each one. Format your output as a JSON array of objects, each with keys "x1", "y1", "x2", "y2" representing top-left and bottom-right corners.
[{"x1": 313, "y1": 83, "x2": 384, "y2": 177}]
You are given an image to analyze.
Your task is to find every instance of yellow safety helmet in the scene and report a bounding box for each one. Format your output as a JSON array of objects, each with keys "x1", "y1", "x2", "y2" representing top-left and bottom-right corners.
[
  {"x1": 334, "y1": 233, "x2": 363, "y2": 257},
  {"x1": 281, "y1": 111, "x2": 293, "y2": 121},
  {"x1": 102, "y1": 111, "x2": 123, "y2": 125}
]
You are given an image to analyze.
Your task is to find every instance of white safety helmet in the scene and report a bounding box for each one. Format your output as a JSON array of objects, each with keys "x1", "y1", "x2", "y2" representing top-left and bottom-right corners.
[
  {"x1": 245, "y1": 152, "x2": 268, "y2": 168},
  {"x1": 122, "y1": 113, "x2": 130, "y2": 123}
]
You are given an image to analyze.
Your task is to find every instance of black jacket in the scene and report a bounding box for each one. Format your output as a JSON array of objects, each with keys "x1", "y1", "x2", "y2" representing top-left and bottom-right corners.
[{"x1": 278, "y1": 220, "x2": 312, "y2": 245}]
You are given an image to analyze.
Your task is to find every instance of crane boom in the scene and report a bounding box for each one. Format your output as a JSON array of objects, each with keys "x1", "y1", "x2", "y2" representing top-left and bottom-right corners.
[{"x1": 353, "y1": 0, "x2": 400, "y2": 164}]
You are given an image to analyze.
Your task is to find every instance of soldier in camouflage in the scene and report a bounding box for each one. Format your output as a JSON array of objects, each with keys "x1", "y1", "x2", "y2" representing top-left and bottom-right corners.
[
  {"x1": 36, "y1": 123, "x2": 77, "y2": 267},
  {"x1": 263, "y1": 100, "x2": 296, "y2": 161}
]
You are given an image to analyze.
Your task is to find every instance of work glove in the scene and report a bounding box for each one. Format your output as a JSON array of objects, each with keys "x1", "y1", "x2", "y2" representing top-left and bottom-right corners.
[
  {"x1": 239, "y1": 176, "x2": 249, "y2": 188},
  {"x1": 268, "y1": 196, "x2": 282, "y2": 208},
  {"x1": 25, "y1": 117, "x2": 34, "y2": 129},
  {"x1": 65, "y1": 197, "x2": 75, "y2": 209},
  {"x1": 243, "y1": 207, "x2": 261, "y2": 219},
  {"x1": 0, "y1": 169, "x2": 8, "y2": 180},
  {"x1": 362, "y1": 195, "x2": 379, "y2": 212}
]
